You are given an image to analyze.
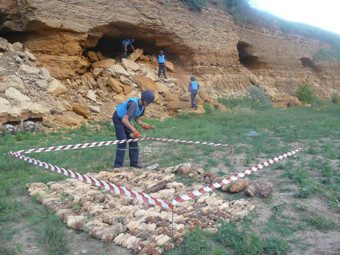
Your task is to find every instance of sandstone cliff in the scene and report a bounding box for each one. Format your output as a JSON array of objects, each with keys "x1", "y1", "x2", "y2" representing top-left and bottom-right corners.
[{"x1": 0, "y1": 0, "x2": 339, "y2": 128}]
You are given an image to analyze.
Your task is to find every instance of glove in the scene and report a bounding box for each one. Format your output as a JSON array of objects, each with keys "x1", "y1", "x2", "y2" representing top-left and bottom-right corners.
[
  {"x1": 131, "y1": 129, "x2": 140, "y2": 138},
  {"x1": 142, "y1": 123, "x2": 155, "y2": 130}
]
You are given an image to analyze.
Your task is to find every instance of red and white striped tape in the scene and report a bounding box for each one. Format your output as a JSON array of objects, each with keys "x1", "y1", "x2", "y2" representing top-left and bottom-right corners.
[
  {"x1": 172, "y1": 148, "x2": 303, "y2": 205},
  {"x1": 8, "y1": 137, "x2": 301, "y2": 210},
  {"x1": 8, "y1": 150, "x2": 173, "y2": 209},
  {"x1": 15, "y1": 137, "x2": 234, "y2": 155}
]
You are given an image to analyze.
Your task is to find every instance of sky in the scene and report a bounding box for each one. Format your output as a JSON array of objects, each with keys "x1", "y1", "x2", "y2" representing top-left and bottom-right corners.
[{"x1": 249, "y1": 0, "x2": 340, "y2": 35}]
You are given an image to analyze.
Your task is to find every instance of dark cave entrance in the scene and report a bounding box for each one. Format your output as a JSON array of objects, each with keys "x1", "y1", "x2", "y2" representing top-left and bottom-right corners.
[
  {"x1": 237, "y1": 41, "x2": 268, "y2": 69},
  {"x1": 84, "y1": 23, "x2": 193, "y2": 65},
  {"x1": 85, "y1": 36, "x2": 174, "y2": 61},
  {"x1": 300, "y1": 57, "x2": 322, "y2": 73}
]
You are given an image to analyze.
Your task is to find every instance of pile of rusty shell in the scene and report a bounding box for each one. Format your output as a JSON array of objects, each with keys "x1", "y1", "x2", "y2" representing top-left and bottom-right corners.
[{"x1": 230, "y1": 178, "x2": 251, "y2": 193}]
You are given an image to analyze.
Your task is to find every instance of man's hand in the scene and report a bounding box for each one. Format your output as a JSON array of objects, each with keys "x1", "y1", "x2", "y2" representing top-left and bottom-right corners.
[
  {"x1": 131, "y1": 129, "x2": 140, "y2": 138},
  {"x1": 142, "y1": 123, "x2": 155, "y2": 130}
]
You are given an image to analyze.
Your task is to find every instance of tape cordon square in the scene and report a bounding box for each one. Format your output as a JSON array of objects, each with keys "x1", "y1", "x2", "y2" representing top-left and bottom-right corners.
[{"x1": 8, "y1": 137, "x2": 302, "y2": 209}]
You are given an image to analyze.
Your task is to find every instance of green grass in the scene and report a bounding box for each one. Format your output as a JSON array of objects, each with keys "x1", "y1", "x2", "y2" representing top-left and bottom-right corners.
[
  {"x1": 1, "y1": 99, "x2": 339, "y2": 254},
  {"x1": 303, "y1": 215, "x2": 335, "y2": 232}
]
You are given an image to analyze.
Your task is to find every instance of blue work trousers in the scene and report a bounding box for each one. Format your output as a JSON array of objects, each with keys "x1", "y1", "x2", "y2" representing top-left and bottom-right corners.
[
  {"x1": 191, "y1": 90, "x2": 198, "y2": 109},
  {"x1": 112, "y1": 112, "x2": 139, "y2": 167},
  {"x1": 158, "y1": 63, "x2": 167, "y2": 78}
]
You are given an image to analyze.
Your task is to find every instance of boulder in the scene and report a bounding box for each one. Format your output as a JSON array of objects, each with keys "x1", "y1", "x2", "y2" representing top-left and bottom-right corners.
[
  {"x1": 133, "y1": 75, "x2": 157, "y2": 93},
  {"x1": 92, "y1": 68, "x2": 103, "y2": 78},
  {"x1": 273, "y1": 93, "x2": 302, "y2": 108},
  {"x1": 0, "y1": 97, "x2": 11, "y2": 122},
  {"x1": 123, "y1": 85, "x2": 133, "y2": 95},
  {"x1": 43, "y1": 112, "x2": 82, "y2": 129},
  {"x1": 128, "y1": 48, "x2": 144, "y2": 62},
  {"x1": 122, "y1": 58, "x2": 140, "y2": 71},
  {"x1": 46, "y1": 78, "x2": 68, "y2": 96},
  {"x1": 92, "y1": 59, "x2": 116, "y2": 69},
  {"x1": 0, "y1": 38, "x2": 8, "y2": 52},
  {"x1": 19, "y1": 64, "x2": 40, "y2": 75},
  {"x1": 109, "y1": 64, "x2": 129, "y2": 76},
  {"x1": 165, "y1": 101, "x2": 190, "y2": 111},
  {"x1": 25, "y1": 50, "x2": 37, "y2": 62},
  {"x1": 40, "y1": 67, "x2": 51, "y2": 81},
  {"x1": 35, "y1": 80, "x2": 49, "y2": 90},
  {"x1": 86, "y1": 90, "x2": 97, "y2": 102},
  {"x1": 0, "y1": 75, "x2": 25, "y2": 93},
  {"x1": 87, "y1": 51, "x2": 99, "y2": 62},
  {"x1": 156, "y1": 82, "x2": 169, "y2": 94},
  {"x1": 5, "y1": 87, "x2": 31, "y2": 103},
  {"x1": 164, "y1": 93, "x2": 180, "y2": 102},
  {"x1": 73, "y1": 103, "x2": 90, "y2": 118},
  {"x1": 107, "y1": 77, "x2": 123, "y2": 93},
  {"x1": 166, "y1": 60, "x2": 175, "y2": 72}
]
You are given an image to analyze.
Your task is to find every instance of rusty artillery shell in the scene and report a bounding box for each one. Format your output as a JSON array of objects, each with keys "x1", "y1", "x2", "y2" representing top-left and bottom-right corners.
[
  {"x1": 244, "y1": 181, "x2": 260, "y2": 197},
  {"x1": 230, "y1": 178, "x2": 251, "y2": 193},
  {"x1": 259, "y1": 182, "x2": 273, "y2": 197}
]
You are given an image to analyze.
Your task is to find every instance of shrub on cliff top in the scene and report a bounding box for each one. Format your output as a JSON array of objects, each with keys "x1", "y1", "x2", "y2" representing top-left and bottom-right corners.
[{"x1": 179, "y1": 0, "x2": 207, "y2": 11}]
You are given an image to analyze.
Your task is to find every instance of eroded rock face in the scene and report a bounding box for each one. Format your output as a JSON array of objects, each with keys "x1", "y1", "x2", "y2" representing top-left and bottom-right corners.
[
  {"x1": 0, "y1": 0, "x2": 338, "y2": 99},
  {"x1": 0, "y1": 38, "x2": 216, "y2": 129}
]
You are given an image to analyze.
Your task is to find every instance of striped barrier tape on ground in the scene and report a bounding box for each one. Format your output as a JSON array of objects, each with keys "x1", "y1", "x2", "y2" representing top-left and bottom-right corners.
[
  {"x1": 15, "y1": 137, "x2": 234, "y2": 155},
  {"x1": 8, "y1": 137, "x2": 301, "y2": 210},
  {"x1": 8, "y1": 150, "x2": 173, "y2": 209},
  {"x1": 172, "y1": 148, "x2": 303, "y2": 205}
]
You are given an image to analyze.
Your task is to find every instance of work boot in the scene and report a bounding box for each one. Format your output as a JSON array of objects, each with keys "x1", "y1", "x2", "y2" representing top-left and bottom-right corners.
[{"x1": 130, "y1": 164, "x2": 143, "y2": 169}]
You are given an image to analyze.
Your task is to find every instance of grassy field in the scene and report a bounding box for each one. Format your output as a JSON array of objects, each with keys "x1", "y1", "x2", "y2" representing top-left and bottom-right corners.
[{"x1": 1, "y1": 99, "x2": 339, "y2": 254}]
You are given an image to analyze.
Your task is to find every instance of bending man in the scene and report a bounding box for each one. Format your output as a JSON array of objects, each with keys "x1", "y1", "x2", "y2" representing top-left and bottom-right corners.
[{"x1": 112, "y1": 90, "x2": 155, "y2": 168}]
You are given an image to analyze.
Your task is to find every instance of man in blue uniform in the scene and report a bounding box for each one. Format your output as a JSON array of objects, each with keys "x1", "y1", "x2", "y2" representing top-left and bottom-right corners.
[
  {"x1": 121, "y1": 38, "x2": 135, "y2": 60},
  {"x1": 188, "y1": 76, "x2": 199, "y2": 110},
  {"x1": 112, "y1": 90, "x2": 155, "y2": 168},
  {"x1": 158, "y1": 50, "x2": 167, "y2": 79}
]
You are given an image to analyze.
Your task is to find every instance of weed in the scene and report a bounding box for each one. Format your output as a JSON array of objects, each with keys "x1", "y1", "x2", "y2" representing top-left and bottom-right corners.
[
  {"x1": 217, "y1": 170, "x2": 226, "y2": 176},
  {"x1": 271, "y1": 202, "x2": 287, "y2": 215},
  {"x1": 303, "y1": 215, "x2": 336, "y2": 232},
  {"x1": 292, "y1": 203, "x2": 308, "y2": 212},
  {"x1": 70, "y1": 201, "x2": 82, "y2": 212},
  {"x1": 175, "y1": 174, "x2": 197, "y2": 187},
  {"x1": 264, "y1": 236, "x2": 291, "y2": 255},
  {"x1": 170, "y1": 226, "x2": 217, "y2": 255}
]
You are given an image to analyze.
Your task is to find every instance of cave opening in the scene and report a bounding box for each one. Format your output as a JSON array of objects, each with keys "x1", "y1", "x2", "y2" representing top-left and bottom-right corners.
[
  {"x1": 85, "y1": 36, "x2": 172, "y2": 61},
  {"x1": 300, "y1": 57, "x2": 322, "y2": 73},
  {"x1": 84, "y1": 23, "x2": 193, "y2": 65},
  {"x1": 237, "y1": 41, "x2": 267, "y2": 69}
]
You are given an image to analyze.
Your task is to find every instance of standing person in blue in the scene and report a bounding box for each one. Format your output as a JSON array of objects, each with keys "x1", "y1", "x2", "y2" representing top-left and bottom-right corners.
[
  {"x1": 158, "y1": 50, "x2": 167, "y2": 79},
  {"x1": 121, "y1": 38, "x2": 135, "y2": 61},
  {"x1": 188, "y1": 76, "x2": 199, "y2": 110},
  {"x1": 112, "y1": 90, "x2": 155, "y2": 168}
]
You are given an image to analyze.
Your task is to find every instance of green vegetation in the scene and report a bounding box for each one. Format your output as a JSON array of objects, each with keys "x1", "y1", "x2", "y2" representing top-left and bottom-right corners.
[
  {"x1": 1, "y1": 99, "x2": 339, "y2": 254},
  {"x1": 179, "y1": 0, "x2": 207, "y2": 11},
  {"x1": 295, "y1": 83, "x2": 319, "y2": 104},
  {"x1": 246, "y1": 85, "x2": 272, "y2": 110}
]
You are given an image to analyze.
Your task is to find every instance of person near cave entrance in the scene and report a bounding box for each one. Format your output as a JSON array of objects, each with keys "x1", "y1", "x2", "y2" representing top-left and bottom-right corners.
[
  {"x1": 121, "y1": 38, "x2": 135, "y2": 61},
  {"x1": 158, "y1": 50, "x2": 167, "y2": 79},
  {"x1": 188, "y1": 76, "x2": 199, "y2": 110},
  {"x1": 112, "y1": 90, "x2": 155, "y2": 168}
]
